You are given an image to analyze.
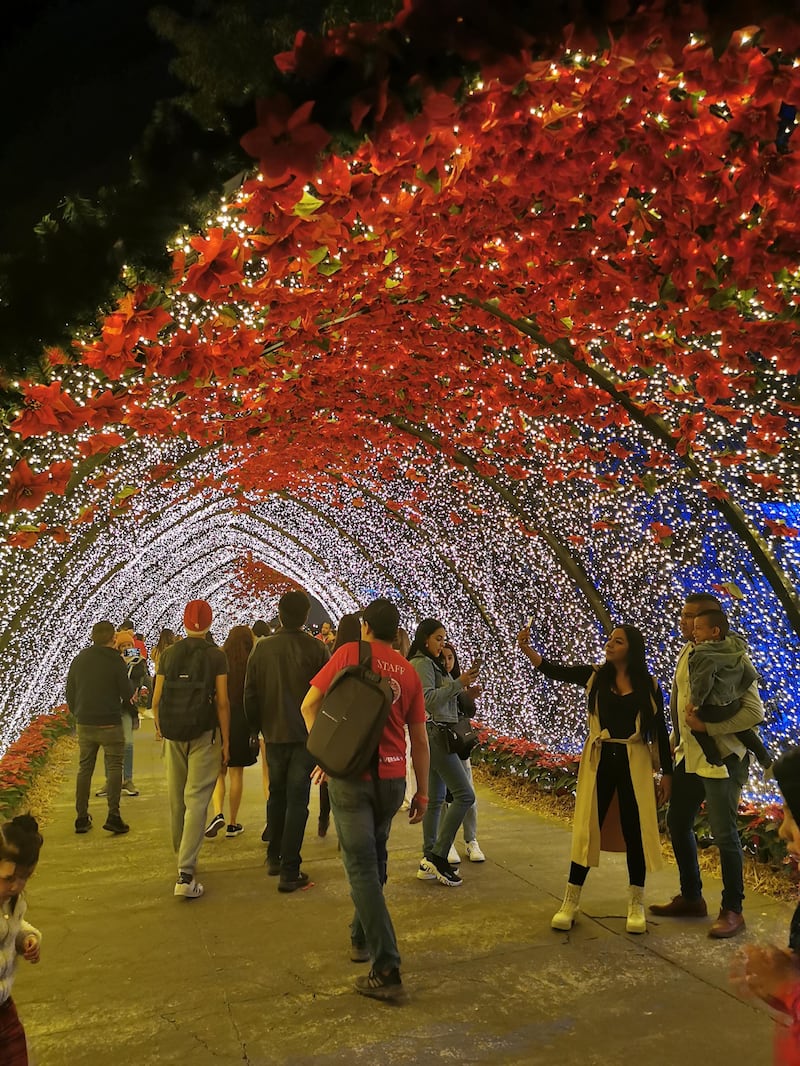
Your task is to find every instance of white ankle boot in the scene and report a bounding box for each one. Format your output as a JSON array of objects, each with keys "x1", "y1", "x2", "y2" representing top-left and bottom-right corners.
[
  {"x1": 551, "y1": 883, "x2": 582, "y2": 930},
  {"x1": 626, "y1": 885, "x2": 647, "y2": 934}
]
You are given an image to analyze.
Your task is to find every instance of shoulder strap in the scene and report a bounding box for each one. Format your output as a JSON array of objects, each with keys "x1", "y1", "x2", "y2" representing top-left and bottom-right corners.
[{"x1": 358, "y1": 639, "x2": 372, "y2": 668}]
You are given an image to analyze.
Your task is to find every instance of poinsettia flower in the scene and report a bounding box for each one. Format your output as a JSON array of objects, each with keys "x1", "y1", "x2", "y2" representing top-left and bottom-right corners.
[
  {"x1": 77, "y1": 432, "x2": 127, "y2": 457},
  {"x1": 650, "y1": 522, "x2": 674, "y2": 545},
  {"x1": 0, "y1": 461, "x2": 54, "y2": 513},
  {"x1": 182, "y1": 229, "x2": 244, "y2": 301},
  {"x1": 9, "y1": 382, "x2": 82, "y2": 439},
  {"x1": 764, "y1": 519, "x2": 799, "y2": 538}
]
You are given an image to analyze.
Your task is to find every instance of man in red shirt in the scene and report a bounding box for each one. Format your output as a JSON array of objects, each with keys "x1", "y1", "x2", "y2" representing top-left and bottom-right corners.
[{"x1": 301, "y1": 597, "x2": 429, "y2": 1002}]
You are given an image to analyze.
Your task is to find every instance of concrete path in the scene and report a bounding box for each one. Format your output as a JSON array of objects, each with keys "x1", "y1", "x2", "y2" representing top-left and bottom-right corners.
[{"x1": 14, "y1": 721, "x2": 790, "y2": 1065}]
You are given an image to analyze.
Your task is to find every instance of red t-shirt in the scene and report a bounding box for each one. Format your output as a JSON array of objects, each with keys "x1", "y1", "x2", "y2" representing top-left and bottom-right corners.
[{"x1": 310, "y1": 640, "x2": 425, "y2": 779}]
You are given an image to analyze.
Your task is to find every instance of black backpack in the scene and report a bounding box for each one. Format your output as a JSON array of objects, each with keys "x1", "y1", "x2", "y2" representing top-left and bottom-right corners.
[
  {"x1": 158, "y1": 640, "x2": 217, "y2": 742},
  {"x1": 306, "y1": 640, "x2": 394, "y2": 778}
]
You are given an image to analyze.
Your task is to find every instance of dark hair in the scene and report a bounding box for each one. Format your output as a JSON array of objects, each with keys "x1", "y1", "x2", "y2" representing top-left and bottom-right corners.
[
  {"x1": 118, "y1": 619, "x2": 135, "y2": 631},
  {"x1": 278, "y1": 590, "x2": 311, "y2": 629},
  {"x1": 0, "y1": 814, "x2": 43, "y2": 868},
  {"x1": 223, "y1": 625, "x2": 254, "y2": 706},
  {"x1": 91, "y1": 621, "x2": 116, "y2": 646},
  {"x1": 442, "y1": 641, "x2": 462, "y2": 678},
  {"x1": 408, "y1": 618, "x2": 446, "y2": 665},
  {"x1": 333, "y1": 613, "x2": 361, "y2": 650},
  {"x1": 695, "y1": 608, "x2": 729, "y2": 638},
  {"x1": 685, "y1": 592, "x2": 722, "y2": 609},
  {"x1": 361, "y1": 598, "x2": 400, "y2": 642},
  {"x1": 252, "y1": 620, "x2": 271, "y2": 638},
  {"x1": 594, "y1": 625, "x2": 657, "y2": 739},
  {"x1": 774, "y1": 748, "x2": 800, "y2": 825}
]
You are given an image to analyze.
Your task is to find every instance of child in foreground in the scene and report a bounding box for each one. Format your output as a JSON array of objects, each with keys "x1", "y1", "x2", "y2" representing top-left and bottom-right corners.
[{"x1": 0, "y1": 814, "x2": 43, "y2": 1066}]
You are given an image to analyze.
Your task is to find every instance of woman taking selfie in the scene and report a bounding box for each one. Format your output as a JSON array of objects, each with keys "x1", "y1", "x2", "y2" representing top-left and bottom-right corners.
[{"x1": 518, "y1": 624, "x2": 671, "y2": 934}]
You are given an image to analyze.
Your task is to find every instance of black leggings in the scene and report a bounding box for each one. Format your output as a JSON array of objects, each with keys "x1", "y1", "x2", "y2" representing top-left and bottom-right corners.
[{"x1": 569, "y1": 746, "x2": 646, "y2": 888}]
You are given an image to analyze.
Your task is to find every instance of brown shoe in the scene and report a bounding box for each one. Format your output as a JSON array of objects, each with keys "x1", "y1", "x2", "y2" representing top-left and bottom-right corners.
[
  {"x1": 708, "y1": 909, "x2": 745, "y2": 939},
  {"x1": 648, "y1": 894, "x2": 708, "y2": 918}
]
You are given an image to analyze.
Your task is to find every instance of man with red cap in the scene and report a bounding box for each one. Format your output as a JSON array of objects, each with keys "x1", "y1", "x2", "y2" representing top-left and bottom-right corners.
[{"x1": 151, "y1": 599, "x2": 230, "y2": 899}]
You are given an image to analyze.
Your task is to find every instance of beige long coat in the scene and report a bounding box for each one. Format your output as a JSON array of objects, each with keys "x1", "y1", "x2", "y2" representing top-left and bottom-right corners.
[{"x1": 570, "y1": 674, "x2": 663, "y2": 872}]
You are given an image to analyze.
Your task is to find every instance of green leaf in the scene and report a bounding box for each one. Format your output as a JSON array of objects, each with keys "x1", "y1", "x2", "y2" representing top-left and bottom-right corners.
[
  {"x1": 317, "y1": 258, "x2": 343, "y2": 276},
  {"x1": 560, "y1": 316, "x2": 573, "y2": 330},
  {"x1": 292, "y1": 191, "x2": 325, "y2": 218},
  {"x1": 306, "y1": 246, "x2": 328, "y2": 266},
  {"x1": 385, "y1": 277, "x2": 401, "y2": 289},
  {"x1": 383, "y1": 249, "x2": 398, "y2": 266}
]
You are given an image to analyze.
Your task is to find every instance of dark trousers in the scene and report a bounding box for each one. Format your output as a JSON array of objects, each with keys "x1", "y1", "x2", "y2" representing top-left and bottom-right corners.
[
  {"x1": 265, "y1": 742, "x2": 315, "y2": 878},
  {"x1": 570, "y1": 745, "x2": 645, "y2": 887},
  {"x1": 0, "y1": 998, "x2": 29, "y2": 1066},
  {"x1": 76, "y1": 723, "x2": 124, "y2": 819},
  {"x1": 666, "y1": 753, "x2": 749, "y2": 912}
]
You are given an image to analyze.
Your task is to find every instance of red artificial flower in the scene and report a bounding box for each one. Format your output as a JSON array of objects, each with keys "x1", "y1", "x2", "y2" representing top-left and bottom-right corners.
[
  {"x1": 9, "y1": 382, "x2": 82, "y2": 439},
  {"x1": 0, "y1": 461, "x2": 53, "y2": 513}
]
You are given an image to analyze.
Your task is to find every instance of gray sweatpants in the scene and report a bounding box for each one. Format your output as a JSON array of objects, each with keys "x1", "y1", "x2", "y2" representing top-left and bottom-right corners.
[{"x1": 164, "y1": 731, "x2": 221, "y2": 876}]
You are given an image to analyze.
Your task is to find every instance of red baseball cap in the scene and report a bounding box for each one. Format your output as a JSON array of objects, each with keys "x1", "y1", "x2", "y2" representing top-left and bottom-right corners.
[{"x1": 184, "y1": 599, "x2": 212, "y2": 633}]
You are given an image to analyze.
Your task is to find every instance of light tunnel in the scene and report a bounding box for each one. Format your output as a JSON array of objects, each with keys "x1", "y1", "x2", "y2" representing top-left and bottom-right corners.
[
  {"x1": 1, "y1": 6, "x2": 799, "y2": 804},
  {"x1": 1, "y1": 421, "x2": 798, "y2": 797}
]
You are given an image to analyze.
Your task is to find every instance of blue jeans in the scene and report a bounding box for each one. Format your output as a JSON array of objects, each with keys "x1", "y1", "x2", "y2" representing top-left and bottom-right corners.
[
  {"x1": 105, "y1": 713, "x2": 134, "y2": 783},
  {"x1": 667, "y1": 754, "x2": 749, "y2": 912},
  {"x1": 328, "y1": 776, "x2": 405, "y2": 972},
  {"x1": 422, "y1": 723, "x2": 476, "y2": 858},
  {"x1": 265, "y1": 743, "x2": 315, "y2": 878}
]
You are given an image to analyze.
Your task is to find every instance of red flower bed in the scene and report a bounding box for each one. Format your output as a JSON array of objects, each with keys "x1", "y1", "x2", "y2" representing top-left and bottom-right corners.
[{"x1": 0, "y1": 705, "x2": 72, "y2": 819}]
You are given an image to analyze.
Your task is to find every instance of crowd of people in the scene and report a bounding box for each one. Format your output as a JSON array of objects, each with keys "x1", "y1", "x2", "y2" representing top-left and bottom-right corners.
[{"x1": 3, "y1": 589, "x2": 799, "y2": 1061}]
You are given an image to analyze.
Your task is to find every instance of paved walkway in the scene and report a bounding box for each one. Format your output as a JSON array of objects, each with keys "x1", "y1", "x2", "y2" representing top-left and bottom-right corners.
[{"x1": 14, "y1": 721, "x2": 790, "y2": 1064}]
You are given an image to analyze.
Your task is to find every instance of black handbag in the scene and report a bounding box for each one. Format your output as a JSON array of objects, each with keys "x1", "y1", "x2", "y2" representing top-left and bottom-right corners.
[{"x1": 445, "y1": 718, "x2": 479, "y2": 760}]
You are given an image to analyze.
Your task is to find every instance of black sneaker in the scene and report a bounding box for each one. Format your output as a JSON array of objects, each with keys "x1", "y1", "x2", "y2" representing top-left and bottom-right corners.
[
  {"x1": 102, "y1": 814, "x2": 130, "y2": 835},
  {"x1": 204, "y1": 813, "x2": 225, "y2": 838},
  {"x1": 278, "y1": 872, "x2": 310, "y2": 893},
  {"x1": 422, "y1": 852, "x2": 462, "y2": 887},
  {"x1": 75, "y1": 814, "x2": 93, "y2": 834},
  {"x1": 354, "y1": 967, "x2": 405, "y2": 1002}
]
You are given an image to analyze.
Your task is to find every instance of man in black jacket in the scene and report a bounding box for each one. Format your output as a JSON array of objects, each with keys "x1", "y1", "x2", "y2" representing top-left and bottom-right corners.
[
  {"x1": 244, "y1": 590, "x2": 329, "y2": 892},
  {"x1": 66, "y1": 620, "x2": 131, "y2": 835}
]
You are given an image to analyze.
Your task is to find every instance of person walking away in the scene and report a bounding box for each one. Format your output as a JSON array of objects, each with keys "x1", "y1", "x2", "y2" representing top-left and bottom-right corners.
[
  {"x1": 409, "y1": 619, "x2": 480, "y2": 887},
  {"x1": 151, "y1": 599, "x2": 230, "y2": 899},
  {"x1": 649, "y1": 593, "x2": 765, "y2": 938},
  {"x1": 205, "y1": 626, "x2": 257, "y2": 839},
  {"x1": 518, "y1": 623, "x2": 671, "y2": 934},
  {"x1": 0, "y1": 815, "x2": 44, "y2": 1066},
  {"x1": 66, "y1": 620, "x2": 131, "y2": 835},
  {"x1": 95, "y1": 630, "x2": 147, "y2": 800},
  {"x1": 244, "y1": 590, "x2": 329, "y2": 892},
  {"x1": 301, "y1": 597, "x2": 430, "y2": 1001}
]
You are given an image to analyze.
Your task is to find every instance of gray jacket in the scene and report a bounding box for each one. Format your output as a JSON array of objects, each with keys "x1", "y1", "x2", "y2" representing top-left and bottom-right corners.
[
  {"x1": 411, "y1": 654, "x2": 462, "y2": 724},
  {"x1": 688, "y1": 633, "x2": 758, "y2": 708}
]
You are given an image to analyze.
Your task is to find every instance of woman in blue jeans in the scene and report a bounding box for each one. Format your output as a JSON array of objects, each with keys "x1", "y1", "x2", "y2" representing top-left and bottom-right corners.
[{"x1": 409, "y1": 619, "x2": 479, "y2": 887}]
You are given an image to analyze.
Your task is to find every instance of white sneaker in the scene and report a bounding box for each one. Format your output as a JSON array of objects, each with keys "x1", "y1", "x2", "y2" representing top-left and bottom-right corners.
[
  {"x1": 174, "y1": 876, "x2": 204, "y2": 899},
  {"x1": 417, "y1": 860, "x2": 437, "y2": 881},
  {"x1": 447, "y1": 844, "x2": 461, "y2": 865},
  {"x1": 465, "y1": 840, "x2": 485, "y2": 862}
]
